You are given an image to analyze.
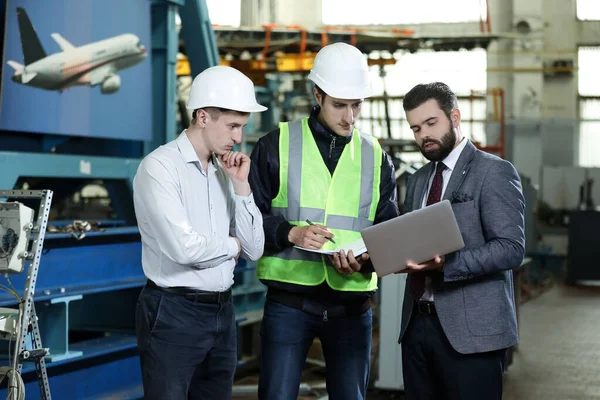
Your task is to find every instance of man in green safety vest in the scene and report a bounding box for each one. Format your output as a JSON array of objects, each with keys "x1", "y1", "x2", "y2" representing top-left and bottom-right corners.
[{"x1": 249, "y1": 42, "x2": 400, "y2": 400}]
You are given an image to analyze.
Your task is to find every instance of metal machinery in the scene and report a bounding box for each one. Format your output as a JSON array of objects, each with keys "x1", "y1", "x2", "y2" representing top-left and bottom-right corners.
[
  {"x1": 0, "y1": 190, "x2": 53, "y2": 400},
  {"x1": 564, "y1": 169, "x2": 599, "y2": 284},
  {"x1": 566, "y1": 209, "x2": 600, "y2": 284},
  {"x1": 176, "y1": 25, "x2": 503, "y2": 155},
  {"x1": 0, "y1": 1, "x2": 266, "y2": 398}
]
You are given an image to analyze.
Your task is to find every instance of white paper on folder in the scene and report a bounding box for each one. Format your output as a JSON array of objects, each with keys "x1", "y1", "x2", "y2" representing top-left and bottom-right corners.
[{"x1": 294, "y1": 238, "x2": 367, "y2": 256}]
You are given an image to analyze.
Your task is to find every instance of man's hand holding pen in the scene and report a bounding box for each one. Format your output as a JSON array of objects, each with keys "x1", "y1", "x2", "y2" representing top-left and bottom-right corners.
[
  {"x1": 305, "y1": 219, "x2": 336, "y2": 244},
  {"x1": 288, "y1": 220, "x2": 335, "y2": 249}
]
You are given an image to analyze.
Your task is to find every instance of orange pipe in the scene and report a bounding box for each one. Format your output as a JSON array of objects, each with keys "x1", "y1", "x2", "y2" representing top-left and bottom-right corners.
[
  {"x1": 261, "y1": 24, "x2": 277, "y2": 60},
  {"x1": 321, "y1": 31, "x2": 328, "y2": 47}
]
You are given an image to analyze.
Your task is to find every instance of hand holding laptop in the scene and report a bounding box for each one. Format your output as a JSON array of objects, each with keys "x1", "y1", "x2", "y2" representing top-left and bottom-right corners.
[{"x1": 396, "y1": 255, "x2": 445, "y2": 274}]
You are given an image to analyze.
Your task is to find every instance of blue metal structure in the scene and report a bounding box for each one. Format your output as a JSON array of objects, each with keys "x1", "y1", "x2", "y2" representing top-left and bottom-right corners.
[
  {"x1": 146, "y1": 0, "x2": 183, "y2": 154},
  {"x1": 178, "y1": 0, "x2": 219, "y2": 78},
  {"x1": 0, "y1": 1, "x2": 266, "y2": 398}
]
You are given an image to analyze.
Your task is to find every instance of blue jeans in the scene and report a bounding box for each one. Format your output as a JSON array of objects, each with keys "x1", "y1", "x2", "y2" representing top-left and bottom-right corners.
[
  {"x1": 258, "y1": 299, "x2": 372, "y2": 400},
  {"x1": 135, "y1": 286, "x2": 237, "y2": 400}
]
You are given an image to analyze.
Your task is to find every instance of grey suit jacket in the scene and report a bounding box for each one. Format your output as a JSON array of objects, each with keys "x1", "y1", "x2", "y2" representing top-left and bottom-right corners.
[{"x1": 398, "y1": 140, "x2": 525, "y2": 354}]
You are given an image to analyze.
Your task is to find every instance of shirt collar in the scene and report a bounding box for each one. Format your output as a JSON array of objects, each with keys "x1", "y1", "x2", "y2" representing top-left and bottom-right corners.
[
  {"x1": 176, "y1": 130, "x2": 200, "y2": 163},
  {"x1": 177, "y1": 130, "x2": 217, "y2": 170},
  {"x1": 439, "y1": 137, "x2": 468, "y2": 172}
]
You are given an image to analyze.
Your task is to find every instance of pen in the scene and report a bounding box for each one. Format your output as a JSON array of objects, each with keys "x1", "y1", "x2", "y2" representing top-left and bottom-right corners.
[{"x1": 305, "y1": 219, "x2": 336, "y2": 244}]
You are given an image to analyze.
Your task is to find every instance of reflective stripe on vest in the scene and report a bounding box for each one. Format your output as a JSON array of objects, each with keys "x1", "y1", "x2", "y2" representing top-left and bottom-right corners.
[{"x1": 257, "y1": 118, "x2": 382, "y2": 291}]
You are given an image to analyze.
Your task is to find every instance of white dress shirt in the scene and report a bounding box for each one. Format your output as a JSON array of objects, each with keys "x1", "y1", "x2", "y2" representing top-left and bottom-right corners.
[
  {"x1": 133, "y1": 131, "x2": 264, "y2": 291},
  {"x1": 420, "y1": 137, "x2": 468, "y2": 301}
]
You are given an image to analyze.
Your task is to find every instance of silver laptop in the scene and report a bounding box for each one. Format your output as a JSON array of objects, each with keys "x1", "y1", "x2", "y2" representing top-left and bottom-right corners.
[{"x1": 361, "y1": 200, "x2": 465, "y2": 277}]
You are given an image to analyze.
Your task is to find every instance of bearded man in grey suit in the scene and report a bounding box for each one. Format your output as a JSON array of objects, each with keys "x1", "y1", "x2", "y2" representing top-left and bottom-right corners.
[{"x1": 397, "y1": 82, "x2": 525, "y2": 400}]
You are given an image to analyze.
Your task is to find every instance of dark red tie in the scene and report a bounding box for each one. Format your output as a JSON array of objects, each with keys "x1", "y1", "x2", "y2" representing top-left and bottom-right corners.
[{"x1": 410, "y1": 162, "x2": 445, "y2": 300}]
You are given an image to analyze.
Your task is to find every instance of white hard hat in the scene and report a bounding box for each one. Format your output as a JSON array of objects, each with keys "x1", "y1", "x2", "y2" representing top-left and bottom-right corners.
[
  {"x1": 308, "y1": 42, "x2": 373, "y2": 99},
  {"x1": 186, "y1": 65, "x2": 267, "y2": 112}
]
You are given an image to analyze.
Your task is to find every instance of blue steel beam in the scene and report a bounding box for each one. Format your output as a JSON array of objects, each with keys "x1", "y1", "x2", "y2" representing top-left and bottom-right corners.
[
  {"x1": 145, "y1": 0, "x2": 184, "y2": 155},
  {"x1": 0, "y1": 235, "x2": 143, "y2": 306},
  {"x1": 178, "y1": 0, "x2": 220, "y2": 77},
  {"x1": 0, "y1": 151, "x2": 140, "y2": 189},
  {"x1": 0, "y1": 2, "x2": 4, "y2": 45},
  {"x1": 1, "y1": 339, "x2": 143, "y2": 400}
]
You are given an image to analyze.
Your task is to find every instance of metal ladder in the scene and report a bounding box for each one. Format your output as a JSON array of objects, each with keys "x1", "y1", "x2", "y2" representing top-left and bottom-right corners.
[{"x1": 1, "y1": 190, "x2": 53, "y2": 400}]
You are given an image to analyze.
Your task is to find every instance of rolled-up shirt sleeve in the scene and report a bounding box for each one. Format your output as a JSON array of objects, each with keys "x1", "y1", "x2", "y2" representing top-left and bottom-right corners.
[
  {"x1": 134, "y1": 156, "x2": 239, "y2": 269},
  {"x1": 229, "y1": 192, "x2": 265, "y2": 261}
]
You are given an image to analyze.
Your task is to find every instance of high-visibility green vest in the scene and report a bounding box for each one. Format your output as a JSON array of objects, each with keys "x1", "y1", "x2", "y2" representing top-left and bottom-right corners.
[{"x1": 256, "y1": 118, "x2": 382, "y2": 292}]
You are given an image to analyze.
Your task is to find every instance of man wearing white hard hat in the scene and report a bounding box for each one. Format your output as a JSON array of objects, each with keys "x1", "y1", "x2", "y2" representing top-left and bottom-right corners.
[
  {"x1": 133, "y1": 65, "x2": 267, "y2": 400},
  {"x1": 249, "y1": 42, "x2": 399, "y2": 399}
]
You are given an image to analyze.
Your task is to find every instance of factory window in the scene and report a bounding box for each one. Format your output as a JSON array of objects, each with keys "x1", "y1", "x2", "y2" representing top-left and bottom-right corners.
[
  {"x1": 323, "y1": 0, "x2": 487, "y2": 25},
  {"x1": 578, "y1": 47, "x2": 600, "y2": 167},
  {"x1": 207, "y1": 0, "x2": 240, "y2": 26},
  {"x1": 577, "y1": 0, "x2": 600, "y2": 20},
  {"x1": 176, "y1": 0, "x2": 241, "y2": 27},
  {"x1": 360, "y1": 49, "x2": 487, "y2": 164}
]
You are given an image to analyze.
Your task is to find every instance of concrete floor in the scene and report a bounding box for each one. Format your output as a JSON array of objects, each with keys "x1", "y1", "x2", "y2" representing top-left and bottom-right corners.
[
  {"x1": 503, "y1": 282, "x2": 600, "y2": 400},
  {"x1": 234, "y1": 282, "x2": 600, "y2": 399}
]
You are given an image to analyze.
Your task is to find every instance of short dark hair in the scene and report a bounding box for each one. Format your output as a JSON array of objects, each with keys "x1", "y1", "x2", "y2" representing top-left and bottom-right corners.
[
  {"x1": 191, "y1": 107, "x2": 250, "y2": 124},
  {"x1": 402, "y1": 82, "x2": 458, "y2": 120},
  {"x1": 314, "y1": 85, "x2": 327, "y2": 100}
]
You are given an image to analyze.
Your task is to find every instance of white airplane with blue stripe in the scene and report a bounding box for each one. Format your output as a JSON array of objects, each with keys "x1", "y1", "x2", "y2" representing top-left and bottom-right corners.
[{"x1": 6, "y1": 7, "x2": 147, "y2": 94}]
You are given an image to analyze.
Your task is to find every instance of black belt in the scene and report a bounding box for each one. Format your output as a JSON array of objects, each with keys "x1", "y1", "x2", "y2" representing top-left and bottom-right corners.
[
  {"x1": 267, "y1": 288, "x2": 371, "y2": 319},
  {"x1": 146, "y1": 280, "x2": 231, "y2": 304},
  {"x1": 414, "y1": 300, "x2": 437, "y2": 315}
]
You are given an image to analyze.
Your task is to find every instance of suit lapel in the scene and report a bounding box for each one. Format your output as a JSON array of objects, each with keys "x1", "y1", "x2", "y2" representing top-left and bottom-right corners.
[
  {"x1": 443, "y1": 140, "x2": 477, "y2": 202},
  {"x1": 413, "y1": 162, "x2": 434, "y2": 210}
]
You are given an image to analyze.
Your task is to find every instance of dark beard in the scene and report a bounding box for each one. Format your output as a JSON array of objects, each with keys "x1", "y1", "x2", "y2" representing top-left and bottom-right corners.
[{"x1": 419, "y1": 125, "x2": 457, "y2": 162}]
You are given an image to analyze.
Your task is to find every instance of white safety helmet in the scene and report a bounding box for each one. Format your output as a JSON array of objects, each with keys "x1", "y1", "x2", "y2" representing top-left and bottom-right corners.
[
  {"x1": 308, "y1": 42, "x2": 372, "y2": 100},
  {"x1": 186, "y1": 65, "x2": 267, "y2": 112}
]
